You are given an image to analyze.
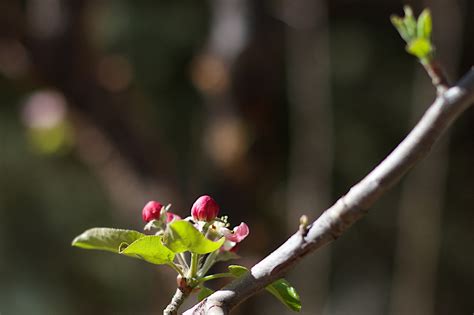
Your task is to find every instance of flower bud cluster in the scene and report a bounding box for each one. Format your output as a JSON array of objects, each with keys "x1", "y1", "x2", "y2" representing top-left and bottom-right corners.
[
  {"x1": 140, "y1": 195, "x2": 249, "y2": 283},
  {"x1": 141, "y1": 195, "x2": 249, "y2": 252}
]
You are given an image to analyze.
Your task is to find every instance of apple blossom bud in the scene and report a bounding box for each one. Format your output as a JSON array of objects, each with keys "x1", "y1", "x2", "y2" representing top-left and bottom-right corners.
[
  {"x1": 166, "y1": 212, "x2": 181, "y2": 222},
  {"x1": 142, "y1": 201, "x2": 163, "y2": 222},
  {"x1": 191, "y1": 195, "x2": 219, "y2": 222}
]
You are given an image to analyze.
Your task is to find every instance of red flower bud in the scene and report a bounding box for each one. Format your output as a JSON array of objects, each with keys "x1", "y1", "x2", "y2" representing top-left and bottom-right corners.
[
  {"x1": 142, "y1": 201, "x2": 163, "y2": 222},
  {"x1": 166, "y1": 212, "x2": 181, "y2": 222},
  {"x1": 191, "y1": 195, "x2": 220, "y2": 222}
]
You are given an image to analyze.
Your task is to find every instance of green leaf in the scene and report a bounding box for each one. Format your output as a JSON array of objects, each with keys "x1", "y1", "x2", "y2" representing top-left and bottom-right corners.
[
  {"x1": 228, "y1": 265, "x2": 248, "y2": 277},
  {"x1": 228, "y1": 265, "x2": 301, "y2": 312},
  {"x1": 406, "y1": 38, "x2": 432, "y2": 59},
  {"x1": 402, "y1": 5, "x2": 417, "y2": 38},
  {"x1": 392, "y1": 6, "x2": 432, "y2": 46},
  {"x1": 390, "y1": 15, "x2": 403, "y2": 28},
  {"x1": 120, "y1": 235, "x2": 175, "y2": 265},
  {"x1": 403, "y1": 5, "x2": 413, "y2": 17},
  {"x1": 391, "y1": 6, "x2": 435, "y2": 63},
  {"x1": 197, "y1": 286, "x2": 214, "y2": 301},
  {"x1": 215, "y1": 250, "x2": 240, "y2": 263},
  {"x1": 391, "y1": 15, "x2": 409, "y2": 42},
  {"x1": 163, "y1": 220, "x2": 225, "y2": 254},
  {"x1": 266, "y1": 279, "x2": 302, "y2": 312},
  {"x1": 417, "y1": 9, "x2": 432, "y2": 39},
  {"x1": 72, "y1": 228, "x2": 145, "y2": 253}
]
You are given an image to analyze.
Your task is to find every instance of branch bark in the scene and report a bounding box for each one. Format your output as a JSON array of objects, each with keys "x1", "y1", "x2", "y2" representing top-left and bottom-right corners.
[
  {"x1": 184, "y1": 68, "x2": 474, "y2": 314},
  {"x1": 164, "y1": 288, "x2": 191, "y2": 315}
]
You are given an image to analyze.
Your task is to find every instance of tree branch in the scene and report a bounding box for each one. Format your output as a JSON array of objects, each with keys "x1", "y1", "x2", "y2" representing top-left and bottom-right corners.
[
  {"x1": 184, "y1": 68, "x2": 474, "y2": 314},
  {"x1": 164, "y1": 288, "x2": 191, "y2": 315}
]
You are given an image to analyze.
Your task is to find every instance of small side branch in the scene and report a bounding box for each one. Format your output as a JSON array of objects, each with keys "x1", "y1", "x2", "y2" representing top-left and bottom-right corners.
[{"x1": 184, "y1": 69, "x2": 474, "y2": 314}]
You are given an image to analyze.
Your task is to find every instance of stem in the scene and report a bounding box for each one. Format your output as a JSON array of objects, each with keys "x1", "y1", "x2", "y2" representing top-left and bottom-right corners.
[
  {"x1": 198, "y1": 251, "x2": 218, "y2": 277},
  {"x1": 199, "y1": 273, "x2": 234, "y2": 284},
  {"x1": 163, "y1": 288, "x2": 190, "y2": 315},
  {"x1": 168, "y1": 262, "x2": 184, "y2": 277},
  {"x1": 422, "y1": 59, "x2": 450, "y2": 94},
  {"x1": 177, "y1": 253, "x2": 189, "y2": 271},
  {"x1": 190, "y1": 253, "x2": 199, "y2": 278}
]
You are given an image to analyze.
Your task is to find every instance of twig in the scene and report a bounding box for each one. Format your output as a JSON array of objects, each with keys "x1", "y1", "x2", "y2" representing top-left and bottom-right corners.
[
  {"x1": 422, "y1": 59, "x2": 450, "y2": 94},
  {"x1": 163, "y1": 288, "x2": 191, "y2": 315},
  {"x1": 184, "y1": 68, "x2": 474, "y2": 314}
]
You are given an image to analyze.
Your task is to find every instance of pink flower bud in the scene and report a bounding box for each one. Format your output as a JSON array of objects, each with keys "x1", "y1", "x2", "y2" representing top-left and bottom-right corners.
[
  {"x1": 191, "y1": 195, "x2": 220, "y2": 222},
  {"x1": 166, "y1": 212, "x2": 181, "y2": 222},
  {"x1": 225, "y1": 222, "x2": 249, "y2": 243},
  {"x1": 142, "y1": 201, "x2": 163, "y2": 222}
]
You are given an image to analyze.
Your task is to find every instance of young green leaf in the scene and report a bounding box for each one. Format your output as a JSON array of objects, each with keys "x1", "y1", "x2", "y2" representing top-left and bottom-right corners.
[
  {"x1": 417, "y1": 9, "x2": 432, "y2": 39},
  {"x1": 266, "y1": 279, "x2": 302, "y2": 312},
  {"x1": 391, "y1": 15, "x2": 410, "y2": 42},
  {"x1": 228, "y1": 265, "x2": 248, "y2": 277},
  {"x1": 163, "y1": 220, "x2": 225, "y2": 254},
  {"x1": 215, "y1": 250, "x2": 240, "y2": 263},
  {"x1": 402, "y1": 5, "x2": 416, "y2": 38},
  {"x1": 390, "y1": 15, "x2": 402, "y2": 28},
  {"x1": 72, "y1": 228, "x2": 145, "y2": 253},
  {"x1": 120, "y1": 235, "x2": 175, "y2": 265},
  {"x1": 391, "y1": 6, "x2": 435, "y2": 64},
  {"x1": 228, "y1": 265, "x2": 301, "y2": 312},
  {"x1": 406, "y1": 38, "x2": 432, "y2": 60},
  {"x1": 197, "y1": 286, "x2": 215, "y2": 301}
]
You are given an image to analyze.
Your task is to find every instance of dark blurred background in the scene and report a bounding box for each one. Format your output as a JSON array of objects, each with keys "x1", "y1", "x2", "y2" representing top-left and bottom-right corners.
[{"x1": 0, "y1": 0, "x2": 472, "y2": 314}]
